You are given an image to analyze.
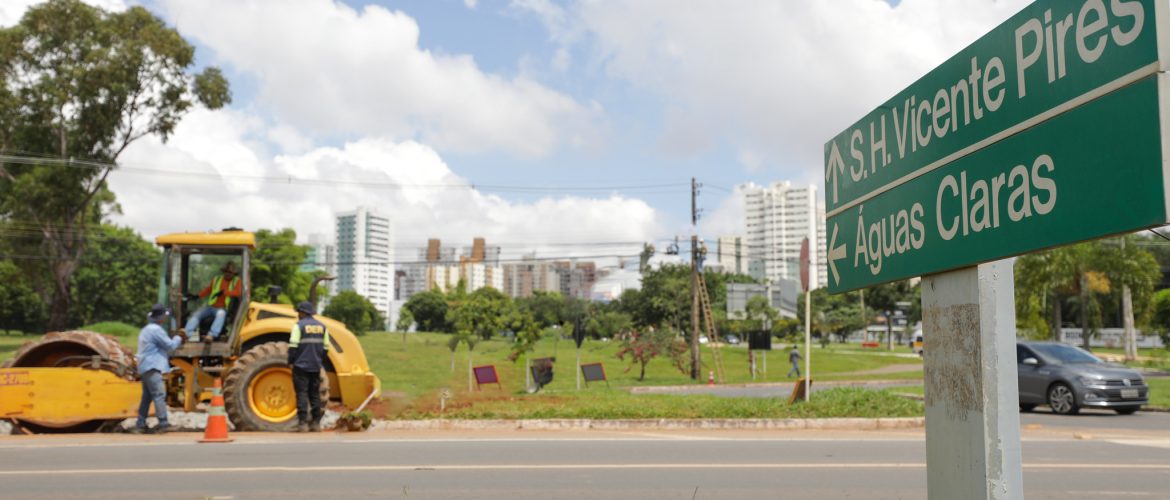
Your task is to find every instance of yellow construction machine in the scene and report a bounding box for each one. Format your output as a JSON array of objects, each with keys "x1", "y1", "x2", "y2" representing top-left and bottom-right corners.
[{"x1": 1, "y1": 229, "x2": 381, "y2": 432}]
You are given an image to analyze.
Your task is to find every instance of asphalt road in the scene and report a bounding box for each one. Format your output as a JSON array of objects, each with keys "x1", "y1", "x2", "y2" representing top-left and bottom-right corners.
[
  {"x1": 1021, "y1": 406, "x2": 1170, "y2": 432},
  {"x1": 1, "y1": 426, "x2": 1167, "y2": 499}
]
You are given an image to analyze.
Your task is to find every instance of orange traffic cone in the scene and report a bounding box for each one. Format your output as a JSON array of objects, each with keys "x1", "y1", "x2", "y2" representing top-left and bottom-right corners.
[
  {"x1": 199, "y1": 378, "x2": 233, "y2": 443},
  {"x1": 707, "y1": 371, "x2": 715, "y2": 386}
]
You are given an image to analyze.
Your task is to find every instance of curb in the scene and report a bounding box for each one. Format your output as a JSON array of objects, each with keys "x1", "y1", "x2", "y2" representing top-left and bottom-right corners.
[
  {"x1": 626, "y1": 379, "x2": 922, "y2": 394},
  {"x1": 369, "y1": 417, "x2": 926, "y2": 432}
]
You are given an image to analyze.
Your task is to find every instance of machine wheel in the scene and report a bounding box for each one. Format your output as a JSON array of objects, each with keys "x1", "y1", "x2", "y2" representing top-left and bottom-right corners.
[
  {"x1": 1019, "y1": 404, "x2": 1036, "y2": 412},
  {"x1": 1114, "y1": 407, "x2": 1140, "y2": 415},
  {"x1": 223, "y1": 342, "x2": 328, "y2": 432},
  {"x1": 3, "y1": 330, "x2": 136, "y2": 433},
  {"x1": 1047, "y1": 383, "x2": 1079, "y2": 415}
]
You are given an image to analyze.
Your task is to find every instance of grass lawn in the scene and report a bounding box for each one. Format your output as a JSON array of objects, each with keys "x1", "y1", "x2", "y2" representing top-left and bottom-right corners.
[
  {"x1": 0, "y1": 335, "x2": 29, "y2": 363},
  {"x1": 2, "y1": 329, "x2": 924, "y2": 419},
  {"x1": 1146, "y1": 378, "x2": 1170, "y2": 409},
  {"x1": 362, "y1": 332, "x2": 922, "y2": 418},
  {"x1": 361, "y1": 332, "x2": 922, "y2": 396}
]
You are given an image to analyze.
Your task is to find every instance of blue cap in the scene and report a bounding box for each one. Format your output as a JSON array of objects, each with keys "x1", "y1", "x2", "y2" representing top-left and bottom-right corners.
[
  {"x1": 149, "y1": 304, "x2": 171, "y2": 321},
  {"x1": 295, "y1": 301, "x2": 315, "y2": 315}
]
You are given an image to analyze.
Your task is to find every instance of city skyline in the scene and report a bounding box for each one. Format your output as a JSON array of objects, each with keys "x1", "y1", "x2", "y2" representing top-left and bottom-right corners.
[{"x1": 0, "y1": 0, "x2": 1035, "y2": 263}]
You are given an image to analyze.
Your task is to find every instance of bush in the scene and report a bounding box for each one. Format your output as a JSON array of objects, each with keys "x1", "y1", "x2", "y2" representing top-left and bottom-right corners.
[{"x1": 81, "y1": 322, "x2": 139, "y2": 337}]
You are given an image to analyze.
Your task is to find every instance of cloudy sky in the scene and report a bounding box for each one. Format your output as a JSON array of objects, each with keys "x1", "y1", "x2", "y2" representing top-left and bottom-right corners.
[{"x1": 1, "y1": 0, "x2": 1030, "y2": 265}]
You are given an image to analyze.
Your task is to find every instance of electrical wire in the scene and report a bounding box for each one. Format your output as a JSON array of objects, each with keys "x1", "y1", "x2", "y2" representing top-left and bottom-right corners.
[{"x1": 0, "y1": 153, "x2": 692, "y2": 194}]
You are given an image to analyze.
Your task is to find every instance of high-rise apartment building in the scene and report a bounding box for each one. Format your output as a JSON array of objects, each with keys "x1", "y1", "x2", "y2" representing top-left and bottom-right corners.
[
  {"x1": 502, "y1": 254, "x2": 561, "y2": 298},
  {"x1": 301, "y1": 233, "x2": 338, "y2": 309},
  {"x1": 301, "y1": 233, "x2": 337, "y2": 276},
  {"x1": 742, "y1": 181, "x2": 827, "y2": 289},
  {"x1": 553, "y1": 261, "x2": 597, "y2": 299},
  {"x1": 396, "y1": 239, "x2": 454, "y2": 300},
  {"x1": 461, "y1": 238, "x2": 501, "y2": 267},
  {"x1": 716, "y1": 235, "x2": 749, "y2": 275},
  {"x1": 335, "y1": 207, "x2": 393, "y2": 326},
  {"x1": 396, "y1": 238, "x2": 504, "y2": 297}
]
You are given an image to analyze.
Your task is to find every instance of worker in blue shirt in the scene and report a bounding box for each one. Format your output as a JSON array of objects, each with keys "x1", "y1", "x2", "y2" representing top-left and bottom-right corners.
[
  {"x1": 288, "y1": 301, "x2": 329, "y2": 432},
  {"x1": 131, "y1": 304, "x2": 184, "y2": 434}
]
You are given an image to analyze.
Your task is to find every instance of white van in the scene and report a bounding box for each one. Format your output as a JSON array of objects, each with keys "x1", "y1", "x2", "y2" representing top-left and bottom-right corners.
[{"x1": 911, "y1": 328, "x2": 924, "y2": 356}]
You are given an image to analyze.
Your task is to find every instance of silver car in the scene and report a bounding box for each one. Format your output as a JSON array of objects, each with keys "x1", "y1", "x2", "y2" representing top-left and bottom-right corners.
[{"x1": 1016, "y1": 342, "x2": 1148, "y2": 415}]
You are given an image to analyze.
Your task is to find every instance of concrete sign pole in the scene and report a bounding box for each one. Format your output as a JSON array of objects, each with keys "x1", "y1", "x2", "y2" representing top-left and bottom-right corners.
[{"x1": 922, "y1": 259, "x2": 1022, "y2": 499}]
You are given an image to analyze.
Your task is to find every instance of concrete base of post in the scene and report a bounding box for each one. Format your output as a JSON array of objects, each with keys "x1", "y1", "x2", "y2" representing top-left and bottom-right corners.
[{"x1": 922, "y1": 260, "x2": 1023, "y2": 499}]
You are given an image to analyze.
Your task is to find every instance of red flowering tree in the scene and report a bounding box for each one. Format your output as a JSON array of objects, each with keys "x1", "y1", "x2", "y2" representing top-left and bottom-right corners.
[{"x1": 614, "y1": 328, "x2": 689, "y2": 381}]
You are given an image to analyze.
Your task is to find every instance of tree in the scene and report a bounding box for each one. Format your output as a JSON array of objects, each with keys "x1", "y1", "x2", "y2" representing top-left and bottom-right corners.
[
  {"x1": 403, "y1": 289, "x2": 450, "y2": 333},
  {"x1": 395, "y1": 308, "x2": 414, "y2": 332},
  {"x1": 514, "y1": 291, "x2": 565, "y2": 328},
  {"x1": 69, "y1": 224, "x2": 159, "y2": 326},
  {"x1": 504, "y1": 306, "x2": 543, "y2": 389},
  {"x1": 447, "y1": 287, "x2": 509, "y2": 341},
  {"x1": 1149, "y1": 289, "x2": 1170, "y2": 347},
  {"x1": 0, "y1": 0, "x2": 230, "y2": 330},
  {"x1": 0, "y1": 261, "x2": 46, "y2": 333},
  {"x1": 251, "y1": 228, "x2": 309, "y2": 303},
  {"x1": 632, "y1": 264, "x2": 692, "y2": 333},
  {"x1": 1097, "y1": 236, "x2": 1161, "y2": 358},
  {"x1": 585, "y1": 310, "x2": 632, "y2": 339},
  {"x1": 614, "y1": 328, "x2": 689, "y2": 381},
  {"x1": 323, "y1": 290, "x2": 382, "y2": 335},
  {"x1": 284, "y1": 269, "x2": 330, "y2": 305},
  {"x1": 1016, "y1": 238, "x2": 1160, "y2": 350},
  {"x1": 741, "y1": 295, "x2": 779, "y2": 333}
]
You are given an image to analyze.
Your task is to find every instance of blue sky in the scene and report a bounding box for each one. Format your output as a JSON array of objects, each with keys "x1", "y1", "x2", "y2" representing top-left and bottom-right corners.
[{"x1": 4, "y1": 0, "x2": 1030, "y2": 261}]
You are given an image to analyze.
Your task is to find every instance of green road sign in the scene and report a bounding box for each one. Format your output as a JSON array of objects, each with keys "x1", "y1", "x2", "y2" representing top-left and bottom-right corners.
[
  {"x1": 825, "y1": 74, "x2": 1167, "y2": 293},
  {"x1": 824, "y1": 0, "x2": 1161, "y2": 214}
]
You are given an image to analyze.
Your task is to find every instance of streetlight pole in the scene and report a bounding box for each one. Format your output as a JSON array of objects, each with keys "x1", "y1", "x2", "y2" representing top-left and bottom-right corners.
[{"x1": 886, "y1": 310, "x2": 893, "y2": 351}]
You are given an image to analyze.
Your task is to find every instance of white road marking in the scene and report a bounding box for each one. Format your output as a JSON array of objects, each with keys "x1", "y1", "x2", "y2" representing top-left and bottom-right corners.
[
  {"x1": 1, "y1": 462, "x2": 1169, "y2": 476},
  {"x1": 0, "y1": 436, "x2": 928, "y2": 450},
  {"x1": 1106, "y1": 439, "x2": 1170, "y2": 450}
]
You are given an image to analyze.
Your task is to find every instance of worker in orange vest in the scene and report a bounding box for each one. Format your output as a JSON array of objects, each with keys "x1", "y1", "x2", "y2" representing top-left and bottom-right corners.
[{"x1": 183, "y1": 261, "x2": 242, "y2": 342}]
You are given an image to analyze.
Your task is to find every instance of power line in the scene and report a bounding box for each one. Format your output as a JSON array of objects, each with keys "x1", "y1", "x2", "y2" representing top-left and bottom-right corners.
[
  {"x1": 0, "y1": 251, "x2": 640, "y2": 267},
  {"x1": 0, "y1": 153, "x2": 691, "y2": 194}
]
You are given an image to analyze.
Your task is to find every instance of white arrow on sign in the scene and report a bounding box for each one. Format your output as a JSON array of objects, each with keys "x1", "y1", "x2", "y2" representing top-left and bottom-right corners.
[
  {"x1": 825, "y1": 141, "x2": 846, "y2": 205},
  {"x1": 827, "y1": 223, "x2": 847, "y2": 285}
]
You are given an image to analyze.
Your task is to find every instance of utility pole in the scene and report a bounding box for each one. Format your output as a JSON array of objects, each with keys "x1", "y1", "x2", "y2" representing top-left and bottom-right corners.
[{"x1": 690, "y1": 177, "x2": 701, "y2": 380}]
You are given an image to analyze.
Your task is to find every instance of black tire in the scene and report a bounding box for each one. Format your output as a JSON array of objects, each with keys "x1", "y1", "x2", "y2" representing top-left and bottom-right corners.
[
  {"x1": 1114, "y1": 407, "x2": 1140, "y2": 415},
  {"x1": 1019, "y1": 404, "x2": 1037, "y2": 412},
  {"x1": 223, "y1": 342, "x2": 328, "y2": 432},
  {"x1": 1047, "y1": 383, "x2": 1079, "y2": 415}
]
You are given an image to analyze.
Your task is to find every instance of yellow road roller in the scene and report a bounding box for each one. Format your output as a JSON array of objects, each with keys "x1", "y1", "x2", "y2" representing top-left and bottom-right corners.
[{"x1": 1, "y1": 229, "x2": 381, "y2": 432}]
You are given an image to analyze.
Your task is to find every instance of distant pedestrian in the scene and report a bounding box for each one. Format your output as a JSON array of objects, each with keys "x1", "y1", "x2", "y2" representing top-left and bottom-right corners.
[
  {"x1": 787, "y1": 345, "x2": 803, "y2": 378},
  {"x1": 132, "y1": 304, "x2": 184, "y2": 434},
  {"x1": 288, "y1": 301, "x2": 330, "y2": 432}
]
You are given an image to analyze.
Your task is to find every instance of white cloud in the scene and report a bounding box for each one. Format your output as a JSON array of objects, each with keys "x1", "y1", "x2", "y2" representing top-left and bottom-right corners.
[
  {"x1": 111, "y1": 109, "x2": 663, "y2": 259},
  {"x1": 157, "y1": 0, "x2": 598, "y2": 158},
  {"x1": 556, "y1": 0, "x2": 1029, "y2": 180},
  {"x1": 698, "y1": 185, "x2": 746, "y2": 239},
  {"x1": 463, "y1": 0, "x2": 478, "y2": 9},
  {"x1": 0, "y1": 0, "x2": 127, "y2": 26}
]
